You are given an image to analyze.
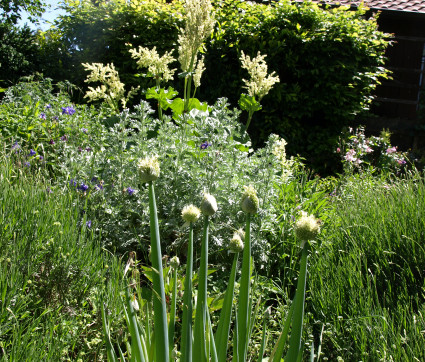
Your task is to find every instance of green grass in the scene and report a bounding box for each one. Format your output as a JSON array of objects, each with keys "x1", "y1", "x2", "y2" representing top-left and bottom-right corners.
[
  {"x1": 0, "y1": 153, "x2": 123, "y2": 360},
  {"x1": 307, "y1": 171, "x2": 425, "y2": 360}
]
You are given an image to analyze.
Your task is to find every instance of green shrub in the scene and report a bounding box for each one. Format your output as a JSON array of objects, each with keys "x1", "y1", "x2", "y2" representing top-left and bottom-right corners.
[
  {"x1": 0, "y1": 23, "x2": 40, "y2": 87},
  {"x1": 38, "y1": 0, "x2": 389, "y2": 173}
]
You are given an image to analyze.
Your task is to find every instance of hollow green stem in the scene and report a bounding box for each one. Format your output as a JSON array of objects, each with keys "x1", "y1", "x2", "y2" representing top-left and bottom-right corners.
[
  {"x1": 237, "y1": 213, "x2": 252, "y2": 362},
  {"x1": 180, "y1": 223, "x2": 194, "y2": 362},
  {"x1": 193, "y1": 215, "x2": 209, "y2": 362},
  {"x1": 148, "y1": 181, "x2": 169, "y2": 362},
  {"x1": 284, "y1": 243, "x2": 309, "y2": 361}
]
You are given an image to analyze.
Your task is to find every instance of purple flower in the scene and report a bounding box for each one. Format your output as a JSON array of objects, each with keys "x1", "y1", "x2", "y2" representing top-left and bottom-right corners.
[
  {"x1": 45, "y1": 104, "x2": 52, "y2": 109},
  {"x1": 39, "y1": 113, "x2": 46, "y2": 120},
  {"x1": 61, "y1": 106, "x2": 76, "y2": 115},
  {"x1": 24, "y1": 162, "x2": 30, "y2": 168},
  {"x1": 85, "y1": 147, "x2": 92, "y2": 152},
  {"x1": 397, "y1": 159, "x2": 406, "y2": 165},
  {"x1": 60, "y1": 135, "x2": 68, "y2": 142},
  {"x1": 28, "y1": 149, "x2": 36, "y2": 157},
  {"x1": 11, "y1": 141, "x2": 20, "y2": 150},
  {"x1": 49, "y1": 139, "x2": 55, "y2": 145},
  {"x1": 200, "y1": 141, "x2": 212, "y2": 150},
  {"x1": 86, "y1": 220, "x2": 92, "y2": 228},
  {"x1": 82, "y1": 128, "x2": 88, "y2": 134},
  {"x1": 69, "y1": 179, "x2": 77, "y2": 187},
  {"x1": 53, "y1": 116, "x2": 59, "y2": 121},
  {"x1": 39, "y1": 155, "x2": 44, "y2": 161},
  {"x1": 78, "y1": 147, "x2": 83, "y2": 152},
  {"x1": 127, "y1": 187, "x2": 135, "y2": 196},
  {"x1": 91, "y1": 177, "x2": 98, "y2": 183},
  {"x1": 46, "y1": 187, "x2": 52, "y2": 194},
  {"x1": 77, "y1": 183, "x2": 89, "y2": 192}
]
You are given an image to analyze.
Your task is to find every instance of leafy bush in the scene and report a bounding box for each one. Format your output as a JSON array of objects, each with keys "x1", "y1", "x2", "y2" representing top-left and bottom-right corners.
[
  {"x1": 37, "y1": 0, "x2": 389, "y2": 173},
  {"x1": 0, "y1": 23, "x2": 40, "y2": 87}
]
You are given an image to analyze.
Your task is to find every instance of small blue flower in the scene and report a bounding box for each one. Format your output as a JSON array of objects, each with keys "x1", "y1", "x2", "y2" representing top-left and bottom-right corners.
[
  {"x1": 91, "y1": 177, "x2": 98, "y2": 183},
  {"x1": 11, "y1": 141, "x2": 20, "y2": 150},
  {"x1": 24, "y1": 162, "x2": 30, "y2": 168},
  {"x1": 77, "y1": 183, "x2": 89, "y2": 192},
  {"x1": 39, "y1": 155, "x2": 44, "y2": 161},
  {"x1": 28, "y1": 149, "x2": 36, "y2": 157},
  {"x1": 45, "y1": 104, "x2": 52, "y2": 109},
  {"x1": 127, "y1": 187, "x2": 135, "y2": 196},
  {"x1": 86, "y1": 220, "x2": 92, "y2": 228},
  {"x1": 61, "y1": 106, "x2": 76, "y2": 115},
  {"x1": 82, "y1": 128, "x2": 88, "y2": 134},
  {"x1": 200, "y1": 141, "x2": 212, "y2": 150},
  {"x1": 60, "y1": 135, "x2": 68, "y2": 142},
  {"x1": 39, "y1": 113, "x2": 46, "y2": 120},
  {"x1": 69, "y1": 179, "x2": 77, "y2": 187}
]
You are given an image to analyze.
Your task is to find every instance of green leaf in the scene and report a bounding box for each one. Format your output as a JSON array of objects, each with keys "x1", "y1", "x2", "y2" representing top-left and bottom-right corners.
[{"x1": 238, "y1": 94, "x2": 262, "y2": 113}]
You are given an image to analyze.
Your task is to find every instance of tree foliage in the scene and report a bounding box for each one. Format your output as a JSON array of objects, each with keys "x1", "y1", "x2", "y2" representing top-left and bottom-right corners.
[{"x1": 0, "y1": 0, "x2": 46, "y2": 24}]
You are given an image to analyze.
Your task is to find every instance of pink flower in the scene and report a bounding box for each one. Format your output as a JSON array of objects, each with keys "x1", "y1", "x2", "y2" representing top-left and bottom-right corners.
[
  {"x1": 365, "y1": 146, "x2": 373, "y2": 153},
  {"x1": 336, "y1": 147, "x2": 341, "y2": 153},
  {"x1": 344, "y1": 149, "x2": 357, "y2": 162},
  {"x1": 397, "y1": 159, "x2": 406, "y2": 165},
  {"x1": 386, "y1": 146, "x2": 397, "y2": 154}
]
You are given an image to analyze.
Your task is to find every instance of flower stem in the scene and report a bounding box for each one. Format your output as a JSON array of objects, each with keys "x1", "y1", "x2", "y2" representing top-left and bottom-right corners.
[
  {"x1": 237, "y1": 213, "x2": 251, "y2": 362},
  {"x1": 180, "y1": 223, "x2": 194, "y2": 362},
  {"x1": 148, "y1": 181, "x2": 169, "y2": 362}
]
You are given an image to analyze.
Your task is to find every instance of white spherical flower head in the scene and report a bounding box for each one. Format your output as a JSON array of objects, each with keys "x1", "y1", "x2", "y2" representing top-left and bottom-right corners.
[
  {"x1": 170, "y1": 256, "x2": 180, "y2": 269},
  {"x1": 229, "y1": 233, "x2": 244, "y2": 253},
  {"x1": 294, "y1": 214, "x2": 320, "y2": 244},
  {"x1": 138, "y1": 156, "x2": 160, "y2": 183},
  {"x1": 200, "y1": 193, "x2": 218, "y2": 216},
  {"x1": 181, "y1": 204, "x2": 201, "y2": 224},
  {"x1": 241, "y1": 185, "x2": 259, "y2": 214}
]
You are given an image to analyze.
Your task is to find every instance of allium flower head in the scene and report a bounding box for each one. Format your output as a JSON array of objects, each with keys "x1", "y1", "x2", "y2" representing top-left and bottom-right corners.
[
  {"x1": 294, "y1": 213, "x2": 320, "y2": 245},
  {"x1": 240, "y1": 51, "x2": 280, "y2": 101},
  {"x1": 129, "y1": 46, "x2": 176, "y2": 83},
  {"x1": 138, "y1": 156, "x2": 160, "y2": 183},
  {"x1": 170, "y1": 256, "x2": 180, "y2": 269},
  {"x1": 241, "y1": 185, "x2": 259, "y2": 214},
  {"x1": 178, "y1": 0, "x2": 215, "y2": 73},
  {"x1": 182, "y1": 204, "x2": 201, "y2": 224},
  {"x1": 228, "y1": 233, "x2": 244, "y2": 253},
  {"x1": 200, "y1": 193, "x2": 218, "y2": 216}
]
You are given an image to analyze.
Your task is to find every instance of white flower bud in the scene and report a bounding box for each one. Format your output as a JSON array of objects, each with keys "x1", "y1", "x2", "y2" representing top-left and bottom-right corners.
[
  {"x1": 181, "y1": 204, "x2": 201, "y2": 224},
  {"x1": 294, "y1": 213, "x2": 320, "y2": 244},
  {"x1": 229, "y1": 233, "x2": 244, "y2": 253},
  {"x1": 241, "y1": 185, "x2": 259, "y2": 214},
  {"x1": 138, "y1": 156, "x2": 160, "y2": 183},
  {"x1": 200, "y1": 193, "x2": 217, "y2": 216}
]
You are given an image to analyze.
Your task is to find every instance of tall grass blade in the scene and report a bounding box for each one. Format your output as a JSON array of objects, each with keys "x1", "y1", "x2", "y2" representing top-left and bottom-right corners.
[{"x1": 101, "y1": 301, "x2": 118, "y2": 362}]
